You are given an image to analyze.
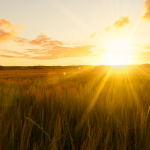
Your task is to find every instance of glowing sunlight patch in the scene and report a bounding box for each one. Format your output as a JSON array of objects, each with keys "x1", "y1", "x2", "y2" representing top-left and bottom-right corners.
[{"x1": 104, "y1": 38, "x2": 134, "y2": 65}]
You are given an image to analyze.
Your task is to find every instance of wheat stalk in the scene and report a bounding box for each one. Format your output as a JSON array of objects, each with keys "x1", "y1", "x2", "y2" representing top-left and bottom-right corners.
[
  {"x1": 146, "y1": 106, "x2": 150, "y2": 119},
  {"x1": 146, "y1": 106, "x2": 150, "y2": 127},
  {"x1": 24, "y1": 117, "x2": 66, "y2": 147},
  {"x1": 24, "y1": 117, "x2": 51, "y2": 142}
]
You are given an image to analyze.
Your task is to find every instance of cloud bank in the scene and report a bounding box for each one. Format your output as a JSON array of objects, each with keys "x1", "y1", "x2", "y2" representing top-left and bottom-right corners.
[
  {"x1": 1, "y1": 33, "x2": 95, "y2": 60},
  {"x1": 26, "y1": 34, "x2": 95, "y2": 60}
]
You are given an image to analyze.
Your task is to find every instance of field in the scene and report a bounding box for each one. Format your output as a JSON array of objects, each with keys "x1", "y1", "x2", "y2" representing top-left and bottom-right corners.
[{"x1": 1, "y1": 66, "x2": 150, "y2": 150}]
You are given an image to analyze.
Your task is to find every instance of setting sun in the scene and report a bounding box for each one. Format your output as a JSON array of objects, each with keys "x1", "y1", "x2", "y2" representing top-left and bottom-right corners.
[{"x1": 104, "y1": 38, "x2": 134, "y2": 65}]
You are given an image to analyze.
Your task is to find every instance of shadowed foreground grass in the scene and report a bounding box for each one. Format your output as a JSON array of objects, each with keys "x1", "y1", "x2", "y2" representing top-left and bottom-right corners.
[{"x1": 1, "y1": 68, "x2": 150, "y2": 150}]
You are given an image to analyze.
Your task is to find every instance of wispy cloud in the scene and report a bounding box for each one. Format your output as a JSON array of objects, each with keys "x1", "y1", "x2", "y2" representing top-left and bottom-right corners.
[
  {"x1": 0, "y1": 54, "x2": 29, "y2": 58},
  {"x1": 0, "y1": 50, "x2": 23, "y2": 55},
  {"x1": 113, "y1": 16, "x2": 130, "y2": 29},
  {"x1": 104, "y1": 26, "x2": 111, "y2": 32},
  {"x1": 14, "y1": 37, "x2": 28, "y2": 45},
  {"x1": 104, "y1": 16, "x2": 130, "y2": 32},
  {"x1": 0, "y1": 49, "x2": 29, "y2": 58},
  {"x1": 142, "y1": 0, "x2": 150, "y2": 20},
  {"x1": 28, "y1": 34, "x2": 64, "y2": 48},
  {"x1": 0, "y1": 55, "x2": 17, "y2": 58},
  {"x1": 90, "y1": 32, "x2": 97, "y2": 38},
  {"x1": 0, "y1": 18, "x2": 25, "y2": 42}
]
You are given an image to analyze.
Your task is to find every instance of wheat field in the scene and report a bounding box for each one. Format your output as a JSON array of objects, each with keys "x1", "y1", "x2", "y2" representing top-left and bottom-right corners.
[{"x1": 0, "y1": 66, "x2": 150, "y2": 150}]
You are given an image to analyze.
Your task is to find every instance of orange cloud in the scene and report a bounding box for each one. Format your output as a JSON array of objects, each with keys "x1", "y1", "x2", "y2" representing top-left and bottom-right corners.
[
  {"x1": 0, "y1": 54, "x2": 29, "y2": 58},
  {"x1": 0, "y1": 18, "x2": 25, "y2": 31},
  {"x1": 113, "y1": 16, "x2": 130, "y2": 29},
  {"x1": 0, "y1": 49, "x2": 29, "y2": 59},
  {"x1": 0, "y1": 18, "x2": 25, "y2": 42},
  {"x1": 28, "y1": 34, "x2": 64, "y2": 48},
  {"x1": 31, "y1": 55, "x2": 58, "y2": 60},
  {"x1": 103, "y1": 16, "x2": 130, "y2": 32},
  {"x1": 0, "y1": 19, "x2": 14, "y2": 29},
  {"x1": 0, "y1": 29, "x2": 18, "y2": 42},
  {"x1": 0, "y1": 55, "x2": 17, "y2": 58},
  {"x1": 14, "y1": 37, "x2": 28, "y2": 45},
  {"x1": 50, "y1": 45, "x2": 94, "y2": 58},
  {"x1": 142, "y1": 0, "x2": 150, "y2": 20},
  {"x1": 0, "y1": 49, "x2": 23, "y2": 55},
  {"x1": 63, "y1": 45, "x2": 93, "y2": 57}
]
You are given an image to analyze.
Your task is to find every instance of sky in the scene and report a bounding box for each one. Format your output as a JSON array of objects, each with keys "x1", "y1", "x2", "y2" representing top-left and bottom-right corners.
[{"x1": 1, "y1": 0, "x2": 150, "y2": 66}]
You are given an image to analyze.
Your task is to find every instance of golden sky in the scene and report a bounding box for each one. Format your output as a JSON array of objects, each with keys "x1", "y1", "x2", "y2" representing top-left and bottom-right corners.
[{"x1": 1, "y1": 0, "x2": 150, "y2": 66}]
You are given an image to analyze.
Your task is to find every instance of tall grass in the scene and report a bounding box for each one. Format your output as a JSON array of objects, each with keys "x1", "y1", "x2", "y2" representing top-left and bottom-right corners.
[{"x1": 0, "y1": 68, "x2": 150, "y2": 149}]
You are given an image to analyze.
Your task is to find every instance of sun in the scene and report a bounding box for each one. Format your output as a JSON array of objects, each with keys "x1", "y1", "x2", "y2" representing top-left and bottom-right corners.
[{"x1": 103, "y1": 38, "x2": 134, "y2": 65}]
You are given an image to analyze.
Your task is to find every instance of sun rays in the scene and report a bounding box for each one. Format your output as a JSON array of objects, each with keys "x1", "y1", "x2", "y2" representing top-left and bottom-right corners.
[{"x1": 75, "y1": 66, "x2": 145, "y2": 133}]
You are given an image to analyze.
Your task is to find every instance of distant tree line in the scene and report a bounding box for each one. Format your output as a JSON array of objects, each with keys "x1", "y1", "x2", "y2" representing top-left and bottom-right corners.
[
  {"x1": 0, "y1": 65, "x2": 4, "y2": 70},
  {"x1": 1, "y1": 64, "x2": 150, "y2": 70}
]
